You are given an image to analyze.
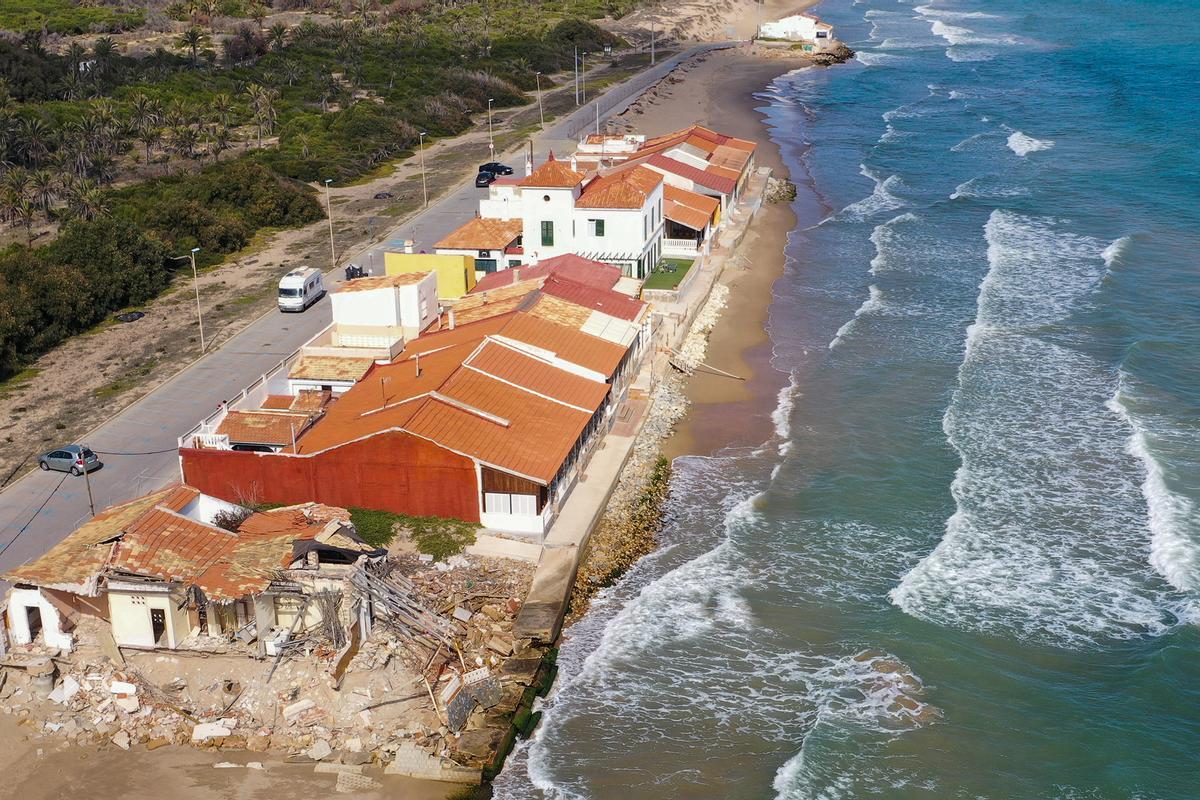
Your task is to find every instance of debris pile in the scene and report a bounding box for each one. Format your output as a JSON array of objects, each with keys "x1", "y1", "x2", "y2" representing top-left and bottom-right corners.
[{"x1": 0, "y1": 553, "x2": 537, "y2": 778}]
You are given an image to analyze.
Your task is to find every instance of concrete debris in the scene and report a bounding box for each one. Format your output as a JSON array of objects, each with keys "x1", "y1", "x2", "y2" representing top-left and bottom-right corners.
[
  {"x1": 112, "y1": 730, "x2": 130, "y2": 750},
  {"x1": 314, "y1": 762, "x2": 363, "y2": 775},
  {"x1": 192, "y1": 723, "x2": 233, "y2": 742},
  {"x1": 110, "y1": 680, "x2": 138, "y2": 696},
  {"x1": 335, "y1": 771, "x2": 382, "y2": 793},
  {"x1": 307, "y1": 738, "x2": 333, "y2": 762},
  {"x1": 49, "y1": 676, "x2": 80, "y2": 705}
]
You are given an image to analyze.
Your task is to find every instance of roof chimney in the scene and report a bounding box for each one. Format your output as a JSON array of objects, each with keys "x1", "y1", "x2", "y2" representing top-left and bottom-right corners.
[
  {"x1": 448, "y1": 307, "x2": 456, "y2": 330},
  {"x1": 415, "y1": 352, "x2": 421, "y2": 378},
  {"x1": 570, "y1": 155, "x2": 578, "y2": 172},
  {"x1": 403, "y1": 239, "x2": 414, "y2": 254}
]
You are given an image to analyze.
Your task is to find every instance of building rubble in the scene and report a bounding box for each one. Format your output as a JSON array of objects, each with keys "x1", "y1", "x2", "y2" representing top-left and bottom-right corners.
[{"x1": 0, "y1": 552, "x2": 538, "y2": 780}]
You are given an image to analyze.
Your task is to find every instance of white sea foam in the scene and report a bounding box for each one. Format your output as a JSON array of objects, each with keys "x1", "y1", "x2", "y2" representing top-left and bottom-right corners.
[
  {"x1": 856, "y1": 51, "x2": 911, "y2": 67},
  {"x1": 771, "y1": 371, "x2": 800, "y2": 439},
  {"x1": 1108, "y1": 384, "x2": 1200, "y2": 592},
  {"x1": 1102, "y1": 235, "x2": 1132, "y2": 269},
  {"x1": 890, "y1": 210, "x2": 1194, "y2": 647},
  {"x1": 914, "y1": 3, "x2": 1001, "y2": 19},
  {"x1": 869, "y1": 212, "x2": 918, "y2": 274},
  {"x1": 949, "y1": 176, "x2": 1030, "y2": 200},
  {"x1": 829, "y1": 286, "x2": 885, "y2": 349},
  {"x1": 835, "y1": 166, "x2": 907, "y2": 222},
  {"x1": 1007, "y1": 130, "x2": 1055, "y2": 156},
  {"x1": 950, "y1": 131, "x2": 989, "y2": 151}
]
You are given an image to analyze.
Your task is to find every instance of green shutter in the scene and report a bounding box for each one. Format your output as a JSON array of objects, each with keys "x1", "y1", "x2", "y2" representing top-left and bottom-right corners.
[
  {"x1": 541, "y1": 221, "x2": 554, "y2": 247},
  {"x1": 595, "y1": 219, "x2": 605, "y2": 236}
]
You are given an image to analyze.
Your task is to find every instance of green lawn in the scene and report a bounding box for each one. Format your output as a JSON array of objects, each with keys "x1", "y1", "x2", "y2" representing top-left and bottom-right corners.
[
  {"x1": 349, "y1": 507, "x2": 478, "y2": 559},
  {"x1": 0, "y1": 0, "x2": 143, "y2": 33},
  {"x1": 643, "y1": 258, "x2": 695, "y2": 291}
]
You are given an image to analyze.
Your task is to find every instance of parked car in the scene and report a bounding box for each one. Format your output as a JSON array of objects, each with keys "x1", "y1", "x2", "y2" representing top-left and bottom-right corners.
[
  {"x1": 39, "y1": 444, "x2": 101, "y2": 475},
  {"x1": 479, "y1": 162, "x2": 514, "y2": 176},
  {"x1": 373, "y1": 191, "x2": 394, "y2": 200},
  {"x1": 475, "y1": 171, "x2": 498, "y2": 188},
  {"x1": 278, "y1": 266, "x2": 325, "y2": 312}
]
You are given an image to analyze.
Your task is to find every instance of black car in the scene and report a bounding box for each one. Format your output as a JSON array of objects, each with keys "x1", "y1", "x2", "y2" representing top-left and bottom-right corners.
[
  {"x1": 373, "y1": 191, "x2": 394, "y2": 200},
  {"x1": 475, "y1": 171, "x2": 498, "y2": 188},
  {"x1": 479, "y1": 162, "x2": 514, "y2": 176}
]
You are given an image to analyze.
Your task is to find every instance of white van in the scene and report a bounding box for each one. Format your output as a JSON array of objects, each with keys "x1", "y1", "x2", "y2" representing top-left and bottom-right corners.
[{"x1": 278, "y1": 267, "x2": 325, "y2": 312}]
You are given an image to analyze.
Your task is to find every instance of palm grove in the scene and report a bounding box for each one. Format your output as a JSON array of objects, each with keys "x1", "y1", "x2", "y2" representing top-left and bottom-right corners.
[{"x1": 0, "y1": 0, "x2": 621, "y2": 379}]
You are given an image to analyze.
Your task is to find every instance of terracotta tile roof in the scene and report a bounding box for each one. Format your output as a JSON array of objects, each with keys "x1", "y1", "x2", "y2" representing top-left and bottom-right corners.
[
  {"x1": 159, "y1": 484, "x2": 201, "y2": 513},
  {"x1": 470, "y1": 254, "x2": 621, "y2": 293},
  {"x1": 261, "y1": 394, "x2": 294, "y2": 410},
  {"x1": 640, "y1": 125, "x2": 756, "y2": 156},
  {"x1": 528, "y1": 293, "x2": 592, "y2": 328},
  {"x1": 466, "y1": 340, "x2": 610, "y2": 411},
  {"x1": 710, "y1": 144, "x2": 753, "y2": 173},
  {"x1": 289, "y1": 354, "x2": 376, "y2": 383},
  {"x1": 435, "y1": 217, "x2": 523, "y2": 251},
  {"x1": 337, "y1": 273, "x2": 430, "y2": 293},
  {"x1": 404, "y1": 368, "x2": 596, "y2": 483},
  {"x1": 402, "y1": 313, "x2": 515, "y2": 355},
  {"x1": 108, "y1": 507, "x2": 237, "y2": 585},
  {"x1": 499, "y1": 312, "x2": 627, "y2": 377},
  {"x1": 518, "y1": 154, "x2": 586, "y2": 189},
  {"x1": 645, "y1": 153, "x2": 737, "y2": 194},
  {"x1": 540, "y1": 276, "x2": 647, "y2": 322},
  {"x1": 3, "y1": 487, "x2": 178, "y2": 591},
  {"x1": 664, "y1": 183, "x2": 720, "y2": 215},
  {"x1": 217, "y1": 410, "x2": 314, "y2": 447},
  {"x1": 576, "y1": 165, "x2": 662, "y2": 209}
]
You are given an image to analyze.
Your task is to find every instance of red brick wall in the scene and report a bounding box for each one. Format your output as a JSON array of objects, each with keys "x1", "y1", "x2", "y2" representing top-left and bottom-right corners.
[{"x1": 182, "y1": 431, "x2": 480, "y2": 522}]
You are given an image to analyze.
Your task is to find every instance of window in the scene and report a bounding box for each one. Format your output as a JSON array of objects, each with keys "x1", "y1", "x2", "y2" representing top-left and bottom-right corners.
[
  {"x1": 643, "y1": 216, "x2": 648, "y2": 237},
  {"x1": 511, "y1": 494, "x2": 537, "y2": 516},
  {"x1": 589, "y1": 219, "x2": 605, "y2": 236},
  {"x1": 476, "y1": 259, "x2": 498, "y2": 273},
  {"x1": 541, "y1": 220, "x2": 554, "y2": 247},
  {"x1": 484, "y1": 493, "x2": 511, "y2": 514},
  {"x1": 543, "y1": 194, "x2": 551, "y2": 202}
]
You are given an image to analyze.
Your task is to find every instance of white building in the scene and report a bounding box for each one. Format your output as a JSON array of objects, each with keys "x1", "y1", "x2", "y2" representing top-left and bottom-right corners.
[
  {"x1": 758, "y1": 13, "x2": 835, "y2": 47},
  {"x1": 466, "y1": 154, "x2": 665, "y2": 279}
]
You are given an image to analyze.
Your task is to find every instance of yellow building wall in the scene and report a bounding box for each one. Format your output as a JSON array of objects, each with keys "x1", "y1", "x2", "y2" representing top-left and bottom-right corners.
[{"x1": 384, "y1": 253, "x2": 477, "y2": 299}]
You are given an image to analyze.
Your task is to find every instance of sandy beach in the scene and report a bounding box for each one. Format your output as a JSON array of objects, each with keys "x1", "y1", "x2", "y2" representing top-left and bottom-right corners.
[{"x1": 614, "y1": 46, "x2": 814, "y2": 458}]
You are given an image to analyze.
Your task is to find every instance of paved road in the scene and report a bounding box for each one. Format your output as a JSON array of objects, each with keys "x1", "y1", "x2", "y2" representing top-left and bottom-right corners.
[{"x1": 0, "y1": 43, "x2": 732, "y2": 582}]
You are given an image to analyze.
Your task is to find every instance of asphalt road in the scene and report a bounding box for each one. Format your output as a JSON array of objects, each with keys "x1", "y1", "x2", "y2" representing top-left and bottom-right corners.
[{"x1": 0, "y1": 44, "x2": 732, "y2": 584}]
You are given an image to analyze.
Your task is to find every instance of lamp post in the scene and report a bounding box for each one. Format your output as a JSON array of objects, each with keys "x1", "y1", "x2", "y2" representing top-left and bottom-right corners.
[
  {"x1": 581, "y1": 52, "x2": 587, "y2": 103},
  {"x1": 170, "y1": 247, "x2": 205, "y2": 353},
  {"x1": 487, "y1": 98, "x2": 495, "y2": 157},
  {"x1": 535, "y1": 72, "x2": 545, "y2": 129},
  {"x1": 323, "y1": 178, "x2": 336, "y2": 268},
  {"x1": 574, "y1": 46, "x2": 579, "y2": 106},
  {"x1": 651, "y1": 23, "x2": 656, "y2": 63},
  {"x1": 595, "y1": 100, "x2": 600, "y2": 136},
  {"x1": 418, "y1": 131, "x2": 428, "y2": 207}
]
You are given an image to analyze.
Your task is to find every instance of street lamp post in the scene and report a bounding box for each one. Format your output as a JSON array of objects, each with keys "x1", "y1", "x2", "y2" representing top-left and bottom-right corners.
[
  {"x1": 535, "y1": 72, "x2": 545, "y2": 129},
  {"x1": 487, "y1": 98, "x2": 495, "y2": 157},
  {"x1": 581, "y1": 52, "x2": 587, "y2": 103},
  {"x1": 651, "y1": 23, "x2": 656, "y2": 64},
  {"x1": 595, "y1": 100, "x2": 600, "y2": 135},
  {"x1": 418, "y1": 131, "x2": 428, "y2": 207},
  {"x1": 170, "y1": 247, "x2": 205, "y2": 353},
  {"x1": 574, "y1": 46, "x2": 579, "y2": 106},
  {"x1": 323, "y1": 178, "x2": 336, "y2": 269}
]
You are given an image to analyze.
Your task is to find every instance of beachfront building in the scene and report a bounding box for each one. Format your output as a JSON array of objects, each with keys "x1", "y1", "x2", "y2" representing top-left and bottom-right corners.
[
  {"x1": 2, "y1": 486, "x2": 381, "y2": 655},
  {"x1": 468, "y1": 154, "x2": 666, "y2": 280},
  {"x1": 382, "y1": 251, "x2": 477, "y2": 299},
  {"x1": 433, "y1": 217, "x2": 524, "y2": 275},
  {"x1": 179, "y1": 273, "x2": 650, "y2": 537},
  {"x1": 573, "y1": 125, "x2": 758, "y2": 213},
  {"x1": 757, "y1": 13, "x2": 836, "y2": 50}
]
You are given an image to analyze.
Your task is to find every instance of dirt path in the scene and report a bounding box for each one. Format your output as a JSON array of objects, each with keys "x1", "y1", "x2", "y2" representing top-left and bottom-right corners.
[{"x1": 0, "y1": 50, "x2": 663, "y2": 487}]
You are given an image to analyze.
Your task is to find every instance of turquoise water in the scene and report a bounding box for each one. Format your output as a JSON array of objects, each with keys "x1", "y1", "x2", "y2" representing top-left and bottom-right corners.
[{"x1": 495, "y1": 1, "x2": 1200, "y2": 797}]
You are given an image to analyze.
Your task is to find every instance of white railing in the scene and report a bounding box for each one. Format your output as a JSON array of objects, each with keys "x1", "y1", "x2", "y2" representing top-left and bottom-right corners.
[
  {"x1": 662, "y1": 237, "x2": 700, "y2": 254},
  {"x1": 193, "y1": 433, "x2": 231, "y2": 450}
]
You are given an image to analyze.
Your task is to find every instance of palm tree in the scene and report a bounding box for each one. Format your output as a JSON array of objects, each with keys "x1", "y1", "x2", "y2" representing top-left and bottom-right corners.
[
  {"x1": 177, "y1": 26, "x2": 209, "y2": 67},
  {"x1": 13, "y1": 198, "x2": 34, "y2": 244},
  {"x1": 245, "y1": 84, "x2": 277, "y2": 147},
  {"x1": 16, "y1": 117, "x2": 50, "y2": 166},
  {"x1": 91, "y1": 37, "x2": 117, "y2": 79},
  {"x1": 137, "y1": 125, "x2": 161, "y2": 167},
  {"x1": 280, "y1": 59, "x2": 302, "y2": 87},
  {"x1": 250, "y1": 3, "x2": 268, "y2": 30},
  {"x1": 268, "y1": 22, "x2": 289, "y2": 52},
  {"x1": 3, "y1": 167, "x2": 29, "y2": 202},
  {"x1": 64, "y1": 179, "x2": 109, "y2": 222},
  {"x1": 211, "y1": 127, "x2": 232, "y2": 162},
  {"x1": 211, "y1": 93, "x2": 236, "y2": 131},
  {"x1": 29, "y1": 169, "x2": 56, "y2": 221}
]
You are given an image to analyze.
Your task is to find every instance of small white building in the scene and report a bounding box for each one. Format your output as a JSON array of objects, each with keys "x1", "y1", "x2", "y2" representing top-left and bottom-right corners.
[
  {"x1": 758, "y1": 13, "x2": 835, "y2": 47},
  {"x1": 434, "y1": 217, "x2": 524, "y2": 275}
]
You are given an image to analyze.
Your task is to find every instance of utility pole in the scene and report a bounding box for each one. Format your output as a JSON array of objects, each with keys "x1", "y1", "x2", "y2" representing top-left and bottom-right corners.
[
  {"x1": 535, "y1": 72, "x2": 545, "y2": 129},
  {"x1": 487, "y1": 98, "x2": 495, "y2": 158},
  {"x1": 418, "y1": 132, "x2": 428, "y2": 207},
  {"x1": 581, "y1": 52, "x2": 587, "y2": 103},
  {"x1": 595, "y1": 100, "x2": 600, "y2": 136},
  {"x1": 574, "y1": 46, "x2": 579, "y2": 106},
  {"x1": 651, "y1": 23, "x2": 656, "y2": 64},
  {"x1": 170, "y1": 247, "x2": 205, "y2": 352},
  {"x1": 82, "y1": 458, "x2": 95, "y2": 518},
  {"x1": 323, "y1": 178, "x2": 336, "y2": 268}
]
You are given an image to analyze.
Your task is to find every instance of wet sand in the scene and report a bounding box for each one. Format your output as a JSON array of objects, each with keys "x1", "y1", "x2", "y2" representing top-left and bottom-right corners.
[{"x1": 622, "y1": 48, "x2": 813, "y2": 458}]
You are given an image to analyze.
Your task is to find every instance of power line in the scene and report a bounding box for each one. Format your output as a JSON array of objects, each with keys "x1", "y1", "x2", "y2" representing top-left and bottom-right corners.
[
  {"x1": 0, "y1": 471, "x2": 69, "y2": 560},
  {"x1": 92, "y1": 447, "x2": 179, "y2": 456}
]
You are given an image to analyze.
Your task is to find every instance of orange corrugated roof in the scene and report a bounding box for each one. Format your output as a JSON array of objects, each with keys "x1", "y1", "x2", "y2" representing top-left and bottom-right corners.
[
  {"x1": 664, "y1": 184, "x2": 720, "y2": 214},
  {"x1": 217, "y1": 410, "x2": 314, "y2": 447},
  {"x1": 518, "y1": 154, "x2": 586, "y2": 188},
  {"x1": 405, "y1": 369, "x2": 594, "y2": 483},
  {"x1": 337, "y1": 273, "x2": 430, "y2": 293},
  {"x1": 500, "y1": 312, "x2": 626, "y2": 376},
  {"x1": 403, "y1": 313, "x2": 515, "y2": 355},
  {"x1": 576, "y1": 166, "x2": 662, "y2": 209},
  {"x1": 466, "y1": 340, "x2": 610, "y2": 411},
  {"x1": 449, "y1": 281, "x2": 541, "y2": 325},
  {"x1": 435, "y1": 217, "x2": 523, "y2": 251},
  {"x1": 710, "y1": 144, "x2": 752, "y2": 173},
  {"x1": 471, "y1": 254, "x2": 621, "y2": 293}
]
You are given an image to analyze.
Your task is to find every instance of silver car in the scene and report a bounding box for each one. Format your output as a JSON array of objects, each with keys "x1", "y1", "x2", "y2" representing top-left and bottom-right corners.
[{"x1": 39, "y1": 444, "x2": 101, "y2": 476}]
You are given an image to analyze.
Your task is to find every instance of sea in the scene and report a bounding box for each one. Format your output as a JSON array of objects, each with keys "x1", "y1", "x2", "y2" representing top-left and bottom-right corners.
[{"x1": 494, "y1": 0, "x2": 1200, "y2": 797}]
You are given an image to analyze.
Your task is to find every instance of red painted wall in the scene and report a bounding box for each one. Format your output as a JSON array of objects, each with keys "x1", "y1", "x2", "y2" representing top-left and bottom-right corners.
[{"x1": 182, "y1": 430, "x2": 480, "y2": 522}]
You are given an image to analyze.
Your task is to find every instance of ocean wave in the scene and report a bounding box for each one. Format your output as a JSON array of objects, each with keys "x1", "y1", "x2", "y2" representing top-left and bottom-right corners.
[
  {"x1": 829, "y1": 286, "x2": 885, "y2": 349},
  {"x1": 949, "y1": 176, "x2": 1031, "y2": 200},
  {"x1": 856, "y1": 51, "x2": 911, "y2": 67},
  {"x1": 869, "y1": 212, "x2": 920, "y2": 274},
  {"x1": 834, "y1": 165, "x2": 907, "y2": 222},
  {"x1": 914, "y1": 3, "x2": 1001, "y2": 19},
  {"x1": 949, "y1": 131, "x2": 990, "y2": 152},
  {"x1": 890, "y1": 210, "x2": 1194, "y2": 647},
  {"x1": 1108, "y1": 382, "x2": 1200, "y2": 592},
  {"x1": 771, "y1": 371, "x2": 800, "y2": 440},
  {"x1": 1102, "y1": 234, "x2": 1132, "y2": 270},
  {"x1": 1007, "y1": 130, "x2": 1055, "y2": 156}
]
